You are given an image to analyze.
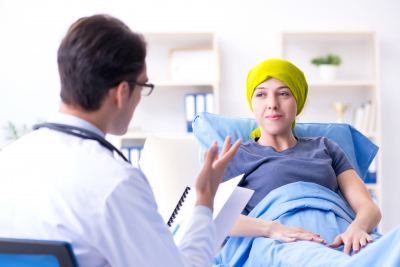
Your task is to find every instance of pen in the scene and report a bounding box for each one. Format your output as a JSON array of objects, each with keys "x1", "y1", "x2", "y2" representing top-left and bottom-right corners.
[{"x1": 172, "y1": 223, "x2": 181, "y2": 236}]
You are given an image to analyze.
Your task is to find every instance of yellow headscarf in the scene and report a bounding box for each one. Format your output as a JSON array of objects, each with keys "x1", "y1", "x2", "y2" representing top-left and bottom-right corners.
[{"x1": 247, "y1": 59, "x2": 308, "y2": 138}]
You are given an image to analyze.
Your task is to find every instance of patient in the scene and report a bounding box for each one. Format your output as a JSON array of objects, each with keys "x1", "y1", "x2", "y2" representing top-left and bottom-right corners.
[{"x1": 217, "y1": 59, "x2": 381, "y2": 266}]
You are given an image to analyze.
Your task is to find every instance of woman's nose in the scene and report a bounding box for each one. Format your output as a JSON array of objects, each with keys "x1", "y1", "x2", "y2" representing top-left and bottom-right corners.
[
  {"x1": 267, "y1": 98, "x2": 278, "y2": 110},
  {"x1": 268, "y1": 105, "x2": 278, "y2": 110}
]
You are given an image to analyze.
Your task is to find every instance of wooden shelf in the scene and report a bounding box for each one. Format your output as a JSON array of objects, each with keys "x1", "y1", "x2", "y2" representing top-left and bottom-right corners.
[
  {"x1": 151, "y1": 81, "x2": 216, "y2": 87},
  {"x1": 308, "y1": 80, "x2": 376, "y2": 87}
]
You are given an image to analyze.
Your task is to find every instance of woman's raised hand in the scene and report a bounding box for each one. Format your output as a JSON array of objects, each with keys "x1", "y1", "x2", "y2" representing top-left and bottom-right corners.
[
  {"x1": 329, "y1": 224, "x2": 373, "y2": 255},
  {"x1": 195, "y1": 136, "x2": 242, "y2": 211},
  {"x1": 267, "y1": 221, "x2": 327, "y2": 244}
]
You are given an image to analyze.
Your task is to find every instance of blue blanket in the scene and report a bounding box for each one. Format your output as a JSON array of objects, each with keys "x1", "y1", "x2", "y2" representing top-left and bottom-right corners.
[{"x1": 214, "y1": 182, "x2": 384, "y2": 267}]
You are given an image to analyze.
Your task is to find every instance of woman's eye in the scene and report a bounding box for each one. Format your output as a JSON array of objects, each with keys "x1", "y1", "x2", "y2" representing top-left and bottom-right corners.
[
  {"x1": 279, "y1": 92, "x2": 289, "y2": 96},
  {"x1": 256, "y1": 93, "x2": 265, "y2": 97}
]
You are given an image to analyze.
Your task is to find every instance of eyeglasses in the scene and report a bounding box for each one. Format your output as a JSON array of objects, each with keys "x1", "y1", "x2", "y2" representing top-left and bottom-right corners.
[{"x1": 127, "y1": 81, "x2": 154, "y2": 96}]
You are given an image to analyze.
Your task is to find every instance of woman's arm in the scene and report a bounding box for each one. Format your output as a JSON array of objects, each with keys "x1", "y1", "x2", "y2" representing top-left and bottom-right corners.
[
  {"x1": 228, "y1": 214, "x2": 326, "y2": 244},
  {"x1": 329, "y1": 169, "x2": 381, "y2": 254}
]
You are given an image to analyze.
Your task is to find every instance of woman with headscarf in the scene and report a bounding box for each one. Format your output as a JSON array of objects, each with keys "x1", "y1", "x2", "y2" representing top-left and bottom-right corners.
[{"x1": 220, "y1": 59, "x2": 381, "y2": 258}]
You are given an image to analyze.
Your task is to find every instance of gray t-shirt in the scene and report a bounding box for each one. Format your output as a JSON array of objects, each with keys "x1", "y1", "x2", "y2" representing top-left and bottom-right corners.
[{"x1": 223, "y1": 137, "x2": 354, "y2": 213}]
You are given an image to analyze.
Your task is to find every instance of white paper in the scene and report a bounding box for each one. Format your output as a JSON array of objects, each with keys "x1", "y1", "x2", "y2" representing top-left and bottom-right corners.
[
  {"x1": 213, "y1": 175, "x2": 243, "y2": 219},
  {"x1": 173, "y1": 174, "x2": 254, "y2": 250},
  {"x1": 214, "y1": 186, "x2": 253, "y2": 248}
]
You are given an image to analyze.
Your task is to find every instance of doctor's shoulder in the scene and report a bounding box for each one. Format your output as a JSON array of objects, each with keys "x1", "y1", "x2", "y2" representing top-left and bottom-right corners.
[{"x1": 0, "y1": 129, "x2": 49, "y2": 164}]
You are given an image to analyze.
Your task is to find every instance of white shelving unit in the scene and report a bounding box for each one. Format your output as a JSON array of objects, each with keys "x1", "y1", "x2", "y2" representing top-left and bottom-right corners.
[
  {"x1": 277, "y1": 31, "x2": 382, "y2": 230},
  {"x1": 308, "y1": 80, "x2": 376, "y2": 87},
  {"x1": 107, "y1": 32, "x2": 220, "y2": 152}
]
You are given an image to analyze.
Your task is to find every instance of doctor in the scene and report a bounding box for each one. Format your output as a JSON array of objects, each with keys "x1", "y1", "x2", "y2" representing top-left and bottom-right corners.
[{"x1": 0, "y1": 14, "x2": 241, "y2": 267}]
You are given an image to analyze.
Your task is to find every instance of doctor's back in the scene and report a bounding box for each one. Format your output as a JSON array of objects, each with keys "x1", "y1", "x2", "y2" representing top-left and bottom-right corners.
[
  {"x1": 0, "y1": 14, "x2": 227, "y2": 267},
  {"x1": 0, "y1": 126, "x2": 164, "y2": 266}
]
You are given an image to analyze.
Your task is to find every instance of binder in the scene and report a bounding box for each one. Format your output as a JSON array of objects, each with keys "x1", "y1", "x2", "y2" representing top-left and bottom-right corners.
[
  {"x1": 205, "y1": 93, "x2": 214, "y2": 113},
  {"x1": 121, "y1": 146, "x2": 143, "y2": 169},
  {"x1": 168, "y1": 174, "x2": 254, "y2": 250},
  {"x1": 185, "y1": 93, "x2": 214, "y2": 132},
  {"x1": 185, "y1": 95, "x2": 195, "y2": 132},
  {"x1": 130, "y1": 148, "x2": 140, "y2": 169}
]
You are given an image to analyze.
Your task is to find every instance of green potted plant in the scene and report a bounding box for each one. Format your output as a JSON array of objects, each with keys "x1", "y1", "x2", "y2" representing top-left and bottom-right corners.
[{"x1": 311, "y1": 54, "x2": 342, "y2": 81}]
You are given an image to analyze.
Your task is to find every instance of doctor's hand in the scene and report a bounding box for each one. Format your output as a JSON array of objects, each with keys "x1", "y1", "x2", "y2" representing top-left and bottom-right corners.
[
  {"x1": 329, "y1": 224, "x2": 373, "y2": 255},
  {"x1": 195, "y1": 136, "x2": 242, "y2": 211}
]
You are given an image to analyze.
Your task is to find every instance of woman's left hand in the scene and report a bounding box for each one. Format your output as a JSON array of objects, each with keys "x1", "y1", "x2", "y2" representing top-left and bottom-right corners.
[{"x1": 329, "y1": 224, "x2": 373, "y2": 255}]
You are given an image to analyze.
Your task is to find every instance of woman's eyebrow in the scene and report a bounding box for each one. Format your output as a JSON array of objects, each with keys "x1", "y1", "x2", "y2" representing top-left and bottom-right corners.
[{"x1": 255, "y1": 86, "x2": 290, "y2": 90}]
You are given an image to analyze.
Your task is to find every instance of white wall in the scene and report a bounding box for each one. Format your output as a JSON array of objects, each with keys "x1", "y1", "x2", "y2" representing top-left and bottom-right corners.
[{"x1": 1, "y1": 0, "x2": 399, "y2": 233}]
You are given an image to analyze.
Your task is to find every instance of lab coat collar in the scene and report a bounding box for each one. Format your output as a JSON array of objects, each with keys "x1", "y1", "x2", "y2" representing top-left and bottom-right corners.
[{"x1": 48, "y1": 112, "x2": 105, "y2": 138}]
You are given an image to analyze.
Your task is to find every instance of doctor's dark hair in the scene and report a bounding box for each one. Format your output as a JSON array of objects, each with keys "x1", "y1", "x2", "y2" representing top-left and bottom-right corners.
[{"x1": 58, "y1": 14, "x2": 146, "y2": 111}]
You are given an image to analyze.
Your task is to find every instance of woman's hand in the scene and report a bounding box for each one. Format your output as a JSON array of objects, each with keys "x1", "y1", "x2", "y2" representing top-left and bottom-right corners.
[
  {"x1": 228, "y1": 215, "x2": 326, "y2": 245},
  {"x1": 332, "y1": 169, "x2": 380, "y2": 255},
  {"x1": 329, "y1": 224, "x2": 373, "y2": 255},
  {"x1": 267, "y1": 221, "x2": 327, "y2": 244},
  {"x1": 195, "y1": 136, "x2": 242, "y2": 211}
]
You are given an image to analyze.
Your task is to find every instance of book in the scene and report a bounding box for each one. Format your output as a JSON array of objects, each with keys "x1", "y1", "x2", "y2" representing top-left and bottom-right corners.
[
  {"x1": 353, "y1": 105, "x2": 365, "y2": 132},
  {"x1": 169, "y1": 174, "x2": 254, "y2": 249},
  {"x1": 353, "y1": 101, "x2": 377, "y2": 137},
  {"x1": 361, "y1": 101, "x2": 372, "y2": 134},
  {"x1": 367, "y1": 102, "x2": 377, "y2": 134}
]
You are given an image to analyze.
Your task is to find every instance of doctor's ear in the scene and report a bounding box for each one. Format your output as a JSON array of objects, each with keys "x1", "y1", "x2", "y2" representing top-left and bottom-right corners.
[{"x1": 112, "y1": 81, "x2": 131, "y2": 108}]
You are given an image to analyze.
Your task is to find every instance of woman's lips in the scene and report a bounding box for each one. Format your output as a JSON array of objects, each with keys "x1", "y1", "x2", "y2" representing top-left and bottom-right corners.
[{"x1": 266, "y1": 114, "x2": 283, "y2": 121}]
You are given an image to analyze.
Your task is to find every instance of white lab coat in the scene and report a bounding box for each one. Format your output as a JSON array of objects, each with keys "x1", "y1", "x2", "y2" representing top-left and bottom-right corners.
[{"x1": 0, "y1": 113, "x2": 217, "y2": 267}]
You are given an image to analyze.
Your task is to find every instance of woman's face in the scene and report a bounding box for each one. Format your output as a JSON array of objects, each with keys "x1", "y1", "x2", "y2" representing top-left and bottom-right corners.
[{"x1": 251, "y1": 77, "x2": 297, "y2": 136}]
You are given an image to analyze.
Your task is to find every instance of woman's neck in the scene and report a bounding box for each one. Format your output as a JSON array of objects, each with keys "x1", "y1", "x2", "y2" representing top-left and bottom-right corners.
[{"x1": 256, "y1": 128, "x2": 297, "y2": 152}]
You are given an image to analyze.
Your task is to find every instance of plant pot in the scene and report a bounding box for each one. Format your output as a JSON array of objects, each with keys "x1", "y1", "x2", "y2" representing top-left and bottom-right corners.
[{"x1": 318, "y1": 64, "x2": 337, "y2": 81}]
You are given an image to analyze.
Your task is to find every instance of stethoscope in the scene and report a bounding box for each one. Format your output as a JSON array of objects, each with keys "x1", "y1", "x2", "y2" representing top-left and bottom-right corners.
[{"x1": 33, "y1": 123, "x2": 130, "y2": 163}]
